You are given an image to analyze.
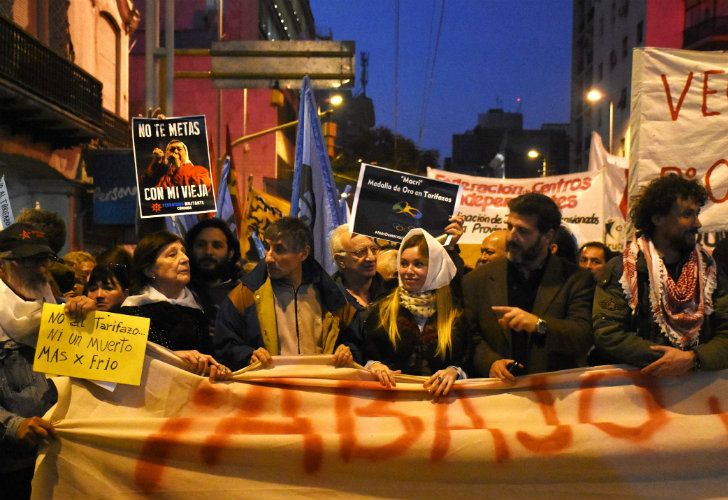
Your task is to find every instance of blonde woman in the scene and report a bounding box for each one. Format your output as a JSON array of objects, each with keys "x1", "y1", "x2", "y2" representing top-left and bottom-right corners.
[{"x1": 363, "y1": 229, "x2": 471, "y2": 397}]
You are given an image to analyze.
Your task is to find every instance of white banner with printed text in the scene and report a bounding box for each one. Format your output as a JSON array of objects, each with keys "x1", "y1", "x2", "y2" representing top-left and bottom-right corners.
[
  {"x1": 630, "y1": 47, "x2": 728, "y2": 233},
  {"x1": 426, "y1": 167, "x2": 624, "y2": 247}
]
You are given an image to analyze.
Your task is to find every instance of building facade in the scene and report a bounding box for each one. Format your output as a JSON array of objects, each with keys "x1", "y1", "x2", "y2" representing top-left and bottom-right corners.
[
  {"x1": 128, "y1": 0, "x2": 317, "y2": 208},
  {"x1": 569, "y1": 0, "x2": 728, "y2": 170},
  {"x1": 0, "y1": 0, "x2": 138, "y2": 251},
  {"x1": 448, "y1": 108, "x2": 570, "y2": 179}
]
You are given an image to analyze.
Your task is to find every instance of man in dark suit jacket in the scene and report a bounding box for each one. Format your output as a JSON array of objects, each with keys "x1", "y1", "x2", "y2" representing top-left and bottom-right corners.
[{"x1": 463, "y1": 193, "x2": 595, "y2": 381}]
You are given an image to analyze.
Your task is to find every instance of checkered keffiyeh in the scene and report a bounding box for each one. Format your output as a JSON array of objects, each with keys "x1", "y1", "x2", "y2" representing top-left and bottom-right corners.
[{"x1": 619, "y1": 236, "x2": 716, "y2": 348}]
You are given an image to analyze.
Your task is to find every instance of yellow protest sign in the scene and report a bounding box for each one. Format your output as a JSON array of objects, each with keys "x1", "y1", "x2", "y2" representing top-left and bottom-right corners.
[{"x1": 34, "y1": 304, "x2": 150, "y2": 386}]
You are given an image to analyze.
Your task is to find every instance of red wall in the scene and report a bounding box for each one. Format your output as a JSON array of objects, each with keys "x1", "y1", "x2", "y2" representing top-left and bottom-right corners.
[
  {"x1": 645, "y1": 0, "x2": 685, "y2": 48},
  {"x1": 129, "y1": 0, "x2": 286, "y2": 207}
]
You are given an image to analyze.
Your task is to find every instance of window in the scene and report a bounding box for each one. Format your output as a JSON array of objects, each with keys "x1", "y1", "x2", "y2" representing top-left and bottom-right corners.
[
  {"x1": 618, "y1": 0, "x2": 629, "y2": 17},
  {"x1": 636, "y1": 21, "x2": 644, "y2": 45},
  {"x1": 598, "y1": 62, "x2": 603, "y2": 81},
  {"x1": 599, "y1": 16, "x2": 604, "y2": 36},
  {"x1": 622, "y1": 36, "x2": 629, "y2": 58},
  {"x1": 610, "y1": 50, "x2": 617, "y2": 70}
]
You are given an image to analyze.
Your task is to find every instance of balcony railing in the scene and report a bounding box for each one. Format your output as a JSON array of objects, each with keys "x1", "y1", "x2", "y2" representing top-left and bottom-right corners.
[
  {"x1": 683, "y1": 15, "x2": 728, "y2": 48},
  {"x1": 0, "y1": 15, "x2": 102, "y2": 126},
  {"x1": 102, "y1": 110, "x2": 131, "y2": 148}
]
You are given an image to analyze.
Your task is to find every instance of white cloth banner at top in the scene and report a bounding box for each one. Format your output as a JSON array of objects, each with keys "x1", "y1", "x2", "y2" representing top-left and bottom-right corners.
[
  {"x1": 426, "y1": 167, "x2": 604, "y2": 246},
  {"x1": 0, "y1": 175, "x2": 15, "y2": 229},
  {"x1": 630, "y1": 47, "x2": 728, "y2": 233}
]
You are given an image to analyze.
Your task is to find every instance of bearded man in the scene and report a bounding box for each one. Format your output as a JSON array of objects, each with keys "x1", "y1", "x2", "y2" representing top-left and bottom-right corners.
[
  {"x1": 463, "y1": 193, "x2": 595, "y2": 381},
  {"x1": 185, "y1": 218, "x2": 243, "y2": 336},
  {"x1": 593, "y1": 175, "x2": 728, "y2": 375},
  {"x1": 0, "y1": 223, "x2": 94, "y2": 498},
  {"x1": 142, "y1": 139, "x2": 212, "y2": 191}
]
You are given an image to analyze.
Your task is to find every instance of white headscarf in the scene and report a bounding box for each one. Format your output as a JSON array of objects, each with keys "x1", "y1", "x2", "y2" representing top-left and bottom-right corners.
[
  {"x1": 397, "y1": 228, "x2": 456, "y2": 292},
  {"x1": 122, "y1": 285, "x2": 202, "y2": 310}
]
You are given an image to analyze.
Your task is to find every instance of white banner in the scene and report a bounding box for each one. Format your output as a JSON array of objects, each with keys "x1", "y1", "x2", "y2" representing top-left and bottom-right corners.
[
  {"x1": 630, "y1": 47, "x2": 728, "y2": 233},
  {"x1": 0, "y1": 175, "x2": 15, "y2": 229},
  {"x1": 34, "y1": 352, "x2": 728, "y2": 498},
  {"x1": 426, "y1": 168, "x2": 605, "y2": 246}
]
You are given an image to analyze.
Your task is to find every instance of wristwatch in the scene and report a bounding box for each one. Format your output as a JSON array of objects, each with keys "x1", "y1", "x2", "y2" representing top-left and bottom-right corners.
[
  {"x1": 536, "y1": 318, "x2": 547, "y2": 336},
  {"x1": 693, "y1": 352, "x2": 702, "y2": 371}
]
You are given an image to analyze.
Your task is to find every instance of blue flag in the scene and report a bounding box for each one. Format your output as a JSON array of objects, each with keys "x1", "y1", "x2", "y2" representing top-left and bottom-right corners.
[
  {"x1": 216, "y1": 155, "x2": 238, "y2": 236},
  {"x1": 164, "y1": 214, "x2": 197, "y2": 238},
  {"x1": 290, "y1": 76, "x2": 344, "y2": 274}
]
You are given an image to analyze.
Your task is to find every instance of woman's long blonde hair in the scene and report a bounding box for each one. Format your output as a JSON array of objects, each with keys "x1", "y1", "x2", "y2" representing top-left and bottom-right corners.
[{"x1": 377, "y1": 235, "x2": 460, "y2": 358}]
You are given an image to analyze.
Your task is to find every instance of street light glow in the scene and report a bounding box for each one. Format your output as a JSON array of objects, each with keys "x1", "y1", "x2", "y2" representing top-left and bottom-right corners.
[
  {"x1": 330, "y1": 94, "x2": 343, "y2": 107},
  {"x1": 527, "y1": 149, "x2": 540, "y2": 159},
  {"x1": 586, "y1": 88, "x2": 605, "y2": 103}
]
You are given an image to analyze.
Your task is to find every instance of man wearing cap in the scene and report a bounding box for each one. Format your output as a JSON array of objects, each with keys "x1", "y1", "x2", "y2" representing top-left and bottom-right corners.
[{"x1": 0, "y1": 223, "x2": 95, "y2": 498}]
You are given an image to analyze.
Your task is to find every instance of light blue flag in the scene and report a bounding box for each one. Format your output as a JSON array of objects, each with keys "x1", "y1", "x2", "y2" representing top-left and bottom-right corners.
[
  {"x1": 290, "y1": 76, "x2": 344, "y2": 274},
  {"x1": 164, "y1": 214, "x2": 197, "y2": 238},
  {"x1": 216, "y1": 156, "x2": 238, "y2": 235}
]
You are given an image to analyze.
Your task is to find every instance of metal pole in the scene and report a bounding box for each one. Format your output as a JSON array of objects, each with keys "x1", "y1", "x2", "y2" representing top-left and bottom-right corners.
[
  {"x1": 164, "y1": 0, "x2": 175, "y2": 115},
  {"x1": 608, "y1": 100, "x2": 614, "y2": 154},
  {"x1": 144, "y1": 0, "x2": 159, "y2": 111},
  {"x1": 230, "y1": 110, "x2": 333, "y2": 148},
  {"x1": 217, "y1": 0, "x2": 224, "y2": 170}
]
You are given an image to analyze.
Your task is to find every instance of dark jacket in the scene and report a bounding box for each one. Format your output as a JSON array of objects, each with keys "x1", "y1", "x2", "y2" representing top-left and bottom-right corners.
[
  {"x1": 463, "y1": 256, "x2": 595, "y2": 377},
  {"x1": 214, "y1": 258, "x2": 361, "y2": 370},
  {"x1": 119, "y1": 302, "x2": 212, "y2": 354},
  {"x1": 363, "y1": 303, "x2": 472, "y2": 376},
  {"x1": 592, "y1": 250, "x2": 728, "y2": 370}
]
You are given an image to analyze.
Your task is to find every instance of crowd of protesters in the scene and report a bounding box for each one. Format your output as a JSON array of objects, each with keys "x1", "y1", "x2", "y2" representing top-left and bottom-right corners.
[{"x1": 2, "y1": 173, "x2": 728, "y2": 498}]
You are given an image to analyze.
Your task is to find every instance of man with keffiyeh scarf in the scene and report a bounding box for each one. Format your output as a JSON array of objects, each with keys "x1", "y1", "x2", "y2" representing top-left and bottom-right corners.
[{"x1": 593, "y1": 174, "x2": 728, "y2": 375}]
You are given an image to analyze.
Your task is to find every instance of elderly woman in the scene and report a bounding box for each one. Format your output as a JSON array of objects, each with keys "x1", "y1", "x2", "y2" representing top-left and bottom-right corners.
[
  {"x1": 363, "y1": 229, "x2": 471, "y2": 398},
  {"x1": 120, "y1": 231, "x2": 230, "y2": 381}
]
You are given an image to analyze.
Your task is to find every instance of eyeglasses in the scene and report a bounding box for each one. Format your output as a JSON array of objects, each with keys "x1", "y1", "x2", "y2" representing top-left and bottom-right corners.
[{"x1": 343, "y1": 246, "x2": 380, "y2": 259}]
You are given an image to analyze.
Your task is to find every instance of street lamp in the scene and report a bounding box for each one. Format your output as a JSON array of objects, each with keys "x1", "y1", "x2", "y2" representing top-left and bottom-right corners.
[
  {"x1": 526, "y1": 149, "x2": 547, "y2": 177},
  {"x1": 329, "y1": 94, "x2": 343, "y2": 107},
  {"x1": 585, "y1": 87, "x2": 614, "y2": 154}
]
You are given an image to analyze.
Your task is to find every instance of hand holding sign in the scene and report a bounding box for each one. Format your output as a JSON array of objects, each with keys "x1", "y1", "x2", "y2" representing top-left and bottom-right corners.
[{"x1": 34, "y1": 304, "x2": 150, "y2": 386}]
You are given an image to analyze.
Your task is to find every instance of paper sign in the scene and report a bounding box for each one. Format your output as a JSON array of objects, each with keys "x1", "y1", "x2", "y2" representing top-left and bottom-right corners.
[
  {"x1": 350, "y1": 163, "x2": 462, "y2": 242},
  {"x1": 0, "y1": 175, "x2": 15, "y2": 229},
  {"x1": 131, "y1": 115, "x2": 216, "y2": 218},
  {"x1": 34, "y1": 304, "x2": 150, "y2": 386}
]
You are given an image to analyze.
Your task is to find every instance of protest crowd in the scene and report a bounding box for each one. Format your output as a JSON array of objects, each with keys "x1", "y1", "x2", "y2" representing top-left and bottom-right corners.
[{"x1": 3, "y1": 167, "x2": 728, "y2": 497}]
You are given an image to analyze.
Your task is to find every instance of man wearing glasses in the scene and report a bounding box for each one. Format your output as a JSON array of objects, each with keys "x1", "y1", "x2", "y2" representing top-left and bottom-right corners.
[
  {"x1": 330, "y1": 224, "x2": 396, "y2": 312},
  {"x1": 329, "y1": 216, "x2": 466, "y2": 316}
]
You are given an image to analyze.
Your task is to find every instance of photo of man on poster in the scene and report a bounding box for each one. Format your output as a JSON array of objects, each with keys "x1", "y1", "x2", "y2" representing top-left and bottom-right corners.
[{"x1": 141, "y1": 139, "x2": 212, "y2": 192}]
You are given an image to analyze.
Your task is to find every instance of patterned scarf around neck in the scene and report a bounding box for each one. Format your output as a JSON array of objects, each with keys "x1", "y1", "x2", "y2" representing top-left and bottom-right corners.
[
  {"x1": 620, "y1": 235, "x2": 716, "y2": 348},
  {"x1": 399, "y1": 287, "x2": 437, "y2": 322}
]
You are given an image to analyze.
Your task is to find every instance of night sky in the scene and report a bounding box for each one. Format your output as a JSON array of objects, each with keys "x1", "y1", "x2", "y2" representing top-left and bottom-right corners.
[{"x1": 309, "y1": 0, "x2": 573, "y2": 163}]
